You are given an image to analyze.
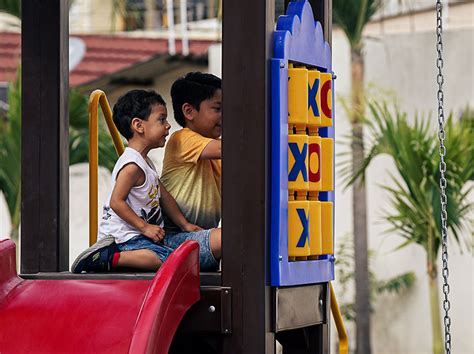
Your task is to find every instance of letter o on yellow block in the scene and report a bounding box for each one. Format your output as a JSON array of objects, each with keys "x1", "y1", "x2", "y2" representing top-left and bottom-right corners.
[
  {"x1": 308, "y1": 135, "x2": 322, "y2": 199},
  {"x1": 319, "y1": 72, "x2": 332, "y2": 127}
]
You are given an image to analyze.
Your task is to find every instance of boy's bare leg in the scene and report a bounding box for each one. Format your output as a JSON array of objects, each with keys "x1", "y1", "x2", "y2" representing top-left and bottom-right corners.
[
  {"x1": 117, "y1": 250, "x2": 162, "y2": 271},
  {"x1": 210, "y1": 228, "x2": 221, "y2": 259}
]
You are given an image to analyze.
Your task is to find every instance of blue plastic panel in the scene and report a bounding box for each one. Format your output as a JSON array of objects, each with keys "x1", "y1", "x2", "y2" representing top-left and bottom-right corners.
[{"x1": 270, "y1": 0, "x2": 335, "y2": 286}]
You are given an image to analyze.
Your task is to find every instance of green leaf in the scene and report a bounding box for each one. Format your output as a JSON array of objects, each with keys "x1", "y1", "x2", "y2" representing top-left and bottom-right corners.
[
  {"x1": 333, "y1": 0, "x2": 381, "y2": 48},
  {"x1": 1, "y1": 70, "x2": 119, "y2": 233},
  {"x1": 0, "y1": 0, "x2": 21, "y2": 18},
  {"x1": 343, "y1": 100, "x2": 473, "y2": 255},
  {"x1": 376, "y1": 272, "x2": 416, "y2": 294}
]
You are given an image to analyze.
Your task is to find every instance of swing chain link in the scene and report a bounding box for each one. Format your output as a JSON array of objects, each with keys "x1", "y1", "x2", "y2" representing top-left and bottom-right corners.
[{"x1": 436, "y1": 1, "x2": 452, "y2": 353}]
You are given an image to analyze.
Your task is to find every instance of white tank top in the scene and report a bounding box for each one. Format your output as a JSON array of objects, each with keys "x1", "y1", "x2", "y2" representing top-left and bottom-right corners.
[{"x1": 98, "y1": 147, "x2": 164, "y2": 244}]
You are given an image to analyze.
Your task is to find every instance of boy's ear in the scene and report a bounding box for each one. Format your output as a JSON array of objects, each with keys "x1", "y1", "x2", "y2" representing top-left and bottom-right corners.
[
  {"x1": 182, "y1": 103, "x2": 195, "y2": 121},
  {"x1": 130, "y1": 117, "x2": 144, "y2": 134}
]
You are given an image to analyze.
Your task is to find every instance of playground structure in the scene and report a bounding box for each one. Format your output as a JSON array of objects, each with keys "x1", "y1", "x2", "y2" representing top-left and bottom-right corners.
[
  {"x1": 0, "y1": 239, "x2": 200, "y2": 353},
  {"x1": 0, "y1": 1, "x2": 352, "y2": 353}
]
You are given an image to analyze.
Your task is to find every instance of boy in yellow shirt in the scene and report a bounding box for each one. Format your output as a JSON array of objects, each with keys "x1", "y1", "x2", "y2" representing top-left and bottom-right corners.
[{"x1": 160, "y1": 72, "x2": 222, "y2": 269}]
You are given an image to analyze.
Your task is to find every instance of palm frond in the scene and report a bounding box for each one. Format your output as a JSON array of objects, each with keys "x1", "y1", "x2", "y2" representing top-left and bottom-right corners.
[
  {"x1": 0, "y1": 0, "x2": 20, "y2": 18},
  {"x1": 68, "y1": 89, "x2": 118, "y2": 171},
  {"x1": 375, "y1": 271, "x2": 416, "y2": 294},
  {"x1": 344, "y1": 100, "x2": 473, "y2": 255},
  {"x1": 333, "y1": 0, "x2": 381, "y2": 48},
  {"x1": 0, "y1": 76, "x2": 119, "y2": 234}
]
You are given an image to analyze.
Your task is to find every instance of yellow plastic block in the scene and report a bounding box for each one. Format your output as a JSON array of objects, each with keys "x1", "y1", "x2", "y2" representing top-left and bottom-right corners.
[
  {"x1": 288, "y1": 66, "x2": 308, "y2": 133},
  {"x1": 288, "y1": 200, "x2": 310, "y2": 258},
  {"x1": 288, "y1": 134, "x2": 309, "y2": 197},
  {"x1": 320, "y1": 201, "x2": 333, "y2": 254},
  {"x1": 307, "y1": 69, "x2": 321, "y2": 133},
  {"x1": 308, "y1": 135, "x2": 322, "y2": 199},
  {"x1": 319, "y1": 72, "x2": 333, "y2": 127},
  {"x1": 320, "y1": 138, "x2": 333, "y2": 192},
  {"x1": 309, "y1": 201, "x2": 322, "y2": 256}
]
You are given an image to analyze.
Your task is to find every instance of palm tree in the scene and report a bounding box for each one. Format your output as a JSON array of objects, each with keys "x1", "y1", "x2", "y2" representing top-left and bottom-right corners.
[
  {"x1": 333, "y1": 1, "x2": 380, "y2": 353},
  {"x1": 0, "y1": 76, "x2": 118, "y2": 243},
  {"x1": 345, "y1": 101, "x2": 473, "y2": 354}
]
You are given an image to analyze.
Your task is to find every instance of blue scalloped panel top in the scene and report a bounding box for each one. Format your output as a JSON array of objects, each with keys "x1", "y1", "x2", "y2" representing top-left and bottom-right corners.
[{"x1": 274, "y1": 0, "x2": 332, "y2": 70}]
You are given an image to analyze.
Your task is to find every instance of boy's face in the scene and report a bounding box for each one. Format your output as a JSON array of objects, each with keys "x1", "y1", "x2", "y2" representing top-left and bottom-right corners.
[
  {"x1": 141, "y1": 104, "x2": 171, "y2": 148},
  {"x1": 187, "y1": 89, "x2": 222, "y2": 139}
]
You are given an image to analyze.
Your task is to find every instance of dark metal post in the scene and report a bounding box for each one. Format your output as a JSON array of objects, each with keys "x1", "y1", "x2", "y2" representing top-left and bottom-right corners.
[
  {"x1": 21, "y1": 0, "x2": 69, "y2": 273},
  {"x1": 222, "y1": 0, "x2": 275, "y2": 353}
]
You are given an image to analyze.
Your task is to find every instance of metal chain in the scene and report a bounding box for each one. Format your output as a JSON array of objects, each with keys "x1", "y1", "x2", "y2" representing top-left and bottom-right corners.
[{"x1": 435, "y1": 1, "x2": 452, "y2": 353}]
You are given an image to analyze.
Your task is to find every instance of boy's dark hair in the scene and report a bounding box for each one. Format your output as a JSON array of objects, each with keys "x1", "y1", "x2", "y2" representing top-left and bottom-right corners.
[
  {"x1": 170, "y1": 72, "x2": 221, "y2": 127},
  {"x1": 113, "y1": 89, "x2": 166, "y2": 140}
]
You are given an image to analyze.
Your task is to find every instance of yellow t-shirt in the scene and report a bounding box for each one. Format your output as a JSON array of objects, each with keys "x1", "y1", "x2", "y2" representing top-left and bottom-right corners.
[{"x1": 161, "y1": 128, "x2": 221, "y2": 231}]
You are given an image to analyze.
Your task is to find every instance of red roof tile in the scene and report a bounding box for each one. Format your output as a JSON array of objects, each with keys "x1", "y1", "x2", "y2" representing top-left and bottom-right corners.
[
  {"x1": 0, "y1": 32, "x2": 21, "y2": 82},
  {"x1": 0, "y1": 32, "x2": 214, "y2": 87}
]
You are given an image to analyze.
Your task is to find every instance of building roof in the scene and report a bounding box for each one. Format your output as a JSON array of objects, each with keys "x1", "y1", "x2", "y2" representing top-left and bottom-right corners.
[{"x1": 0, "y1": 32, "x2": 214, "y2": 87}]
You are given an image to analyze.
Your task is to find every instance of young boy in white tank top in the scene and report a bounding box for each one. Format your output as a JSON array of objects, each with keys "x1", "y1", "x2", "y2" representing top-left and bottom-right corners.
[{"x1": 72, "y1": 90, "x2": 220, "y2": 272}]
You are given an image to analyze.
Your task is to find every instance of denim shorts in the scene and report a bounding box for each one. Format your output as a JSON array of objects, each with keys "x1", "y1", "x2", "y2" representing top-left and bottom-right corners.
[
  {"x1": 117, "y1": 235, "x2": 174, "y2": 263},
  {"x1": 164, "y1": 229, "x2": 218, "y2": 271}
]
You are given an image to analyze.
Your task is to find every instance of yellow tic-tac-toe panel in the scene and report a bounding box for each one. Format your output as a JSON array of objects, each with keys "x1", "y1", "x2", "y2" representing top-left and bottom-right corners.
[
  {"x1": 288, "y1": 200, "x2": 310, "y2": 258},
  {"x1": 308, "y1": 135, "x2": 322, "y2": 199},
  {"x1": 288, "y1": 134, "x2": 309, "y2": 196},
  {"x1": 319, "y1": 72, "x2": 332, "y2": 127},
  {"x1": 320, "y1": 138, "x2": 333, "y2": 192},
  {"x1": 307, "y1": 69, "x2": 321, "y2": 133},
  {"x1": 320, "y1": 201, "x2": 333, "y2": 255},
  {"x1": 288, "y1": 66, "x2": 308, "y2": 133},
  {"x1": 309, "y1": 201, "x2": 322, "y2": 256}
]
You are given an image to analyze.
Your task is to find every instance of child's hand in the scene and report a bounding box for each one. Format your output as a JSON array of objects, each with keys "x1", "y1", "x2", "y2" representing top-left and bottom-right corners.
[
  {"x1": 182, "y1": 223, "x2": 203, "y2": 232},
  {"x1": 141, "y1": 224, "x2": 165, "y2": 242}
]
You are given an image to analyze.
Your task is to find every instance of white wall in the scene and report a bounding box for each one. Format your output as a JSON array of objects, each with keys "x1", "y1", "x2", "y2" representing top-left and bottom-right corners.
[
  {"x1": 0, "y1": 12, "x2": 20, "y2": 32},
  {"x1": 69, "y1": 164, "x2": 112, "y2": 264},
  {"x1": 69, "y1": 0, "x2": 119, "y2": 34},
  {"x1": 208, "y1": 43, "x2": 222, "y2": 77},
  {"x1": 0, "y1": 192, "x2": 11, "y2": 240},
  {"x1": 368, "y1": 2, "x2": 474, "y2": 34},
  {"x1": 331, "y1": 27, "x2": 473, "y2": 354},
  {"x1": 364, "y1": 29, "x2": 474, "y2": 117}
]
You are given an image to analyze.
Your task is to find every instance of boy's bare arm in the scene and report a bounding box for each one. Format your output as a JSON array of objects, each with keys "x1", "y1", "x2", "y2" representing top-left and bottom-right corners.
[
  {"x1": 200, "y1": 139, "x2": 221, "y2": 160},
  {"x1": 110, "y1": 163, "x2": 165, "y2": 242},
  {"x1": 159, "y1": 182, "x2": 203, "y2": 232}
]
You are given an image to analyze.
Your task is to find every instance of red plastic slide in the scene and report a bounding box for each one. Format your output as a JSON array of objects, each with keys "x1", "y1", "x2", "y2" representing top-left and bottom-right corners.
[{"x1": 0, "y1": 239, "x2": 200, "y2": 353}]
